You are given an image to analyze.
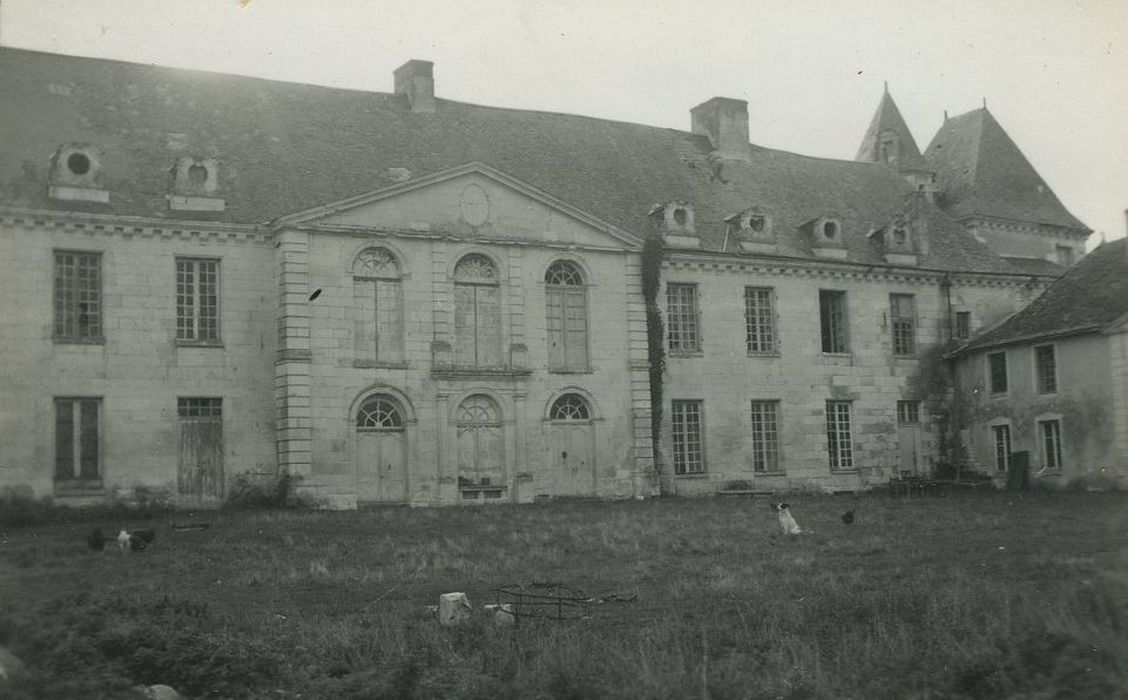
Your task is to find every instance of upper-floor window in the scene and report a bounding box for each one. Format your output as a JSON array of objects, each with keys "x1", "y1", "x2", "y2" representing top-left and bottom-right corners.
[
  {"x1": 54, "y1": 250, "x2": 102, "y2": 342},
  {"x1": 353, "y1": 248, "x2": 404, "y2": 364},
  {"x1": 988, "y1": 352, "x2": 1008, "y2": 394},
  {"x1": 826, "y1": 400, "x2": 854, "y2": 471},
  {"x1": 744, "y1": 287, "x2": 776, "y2": 354},
  {"x1": 176, "y1": 258, "x2": 220, "y2": 343},
  {"x1": 897, "y1": 400, "x2": 920, "y2": 425},
  {"x1": 671, "y1": 400, "x2": 705, "y2": 475},
  {"x1": 666, "y1": 283, "x2": 701, "y2": 354},
  {"x1": 1055, "y1": 245, "x2": 1075, "y2": 267},
  {"x1": 545, "y1": 261, "x2": 589, "y2": 372},
  {"x1": 749, "y1": 400, "x2": 780, "y2": 473},
  {"x1": 819, "y1": 290, "x2": 848, "y2": 353},
  {"x1": 1035, "y1": 345, "x2": 1057, "y2": 394},
  {"x1": 955, "y1": 311, "x2": 971, "y2": 342},
  {"x1": 55, "y1": 397, "x2": 101, "y2": 482},
  {"x1": 1039, "y1": 419, "x2": 1063, "y2": 472},
  {"x1": 454, "y1": 254, "x2": 502, "y2": 367},
  {"x1": 890, "y1": 294, "x2": 916, "y2": 356}
]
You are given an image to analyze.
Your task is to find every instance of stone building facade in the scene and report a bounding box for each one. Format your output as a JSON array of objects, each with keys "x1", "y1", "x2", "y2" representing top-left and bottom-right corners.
[{"x1": 0, "y1": 48, "x2": 1091, "y2": 505}]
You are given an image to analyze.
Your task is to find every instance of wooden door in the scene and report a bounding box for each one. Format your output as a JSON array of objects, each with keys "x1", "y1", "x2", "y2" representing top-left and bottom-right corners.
[
  {"x1": 552, "y1": 423, "x2": 595, "y2": 496},
  {"x1": 355, "y1": 431, "x2": 407, "y2": 503},
  {"x1": 178, "y1": 399, "x2": 224, "y2": 503}
]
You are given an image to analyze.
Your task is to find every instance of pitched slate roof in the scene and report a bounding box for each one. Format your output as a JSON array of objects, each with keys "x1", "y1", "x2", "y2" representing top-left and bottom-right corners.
[
  {"x1": 0, "y1": 47, "x2": 1035, "y2": 274},
  {"x1": 923, "y1": 108, "x2": 1088, "y2": 231},
  {"x1": 854, "y1": 88, "x2": 929, "y2": 172},
  {"x1": 958, "y1": 238, "x2": 1128, "y2": 353}
]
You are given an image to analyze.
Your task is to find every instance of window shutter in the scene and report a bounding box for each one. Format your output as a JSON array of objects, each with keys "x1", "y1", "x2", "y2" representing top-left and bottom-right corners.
[
  {"x1": 376, "y1": 279, "x2": 404, "y2": 363},
  {"x1": 353, "y1": 279, "x2": 376, "y2": 360},
  {"x1": 546, "y1": 287, "x2": 565, "y2": 370},
  {"x1": 564, "y1": 288, "x2": 588, "y2": 370}
]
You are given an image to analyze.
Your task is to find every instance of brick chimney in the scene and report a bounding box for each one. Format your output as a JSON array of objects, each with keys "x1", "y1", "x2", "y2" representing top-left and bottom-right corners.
[
  {"x1": 690, "y1": 97, "x2": 750, "y2": 161},
  {"x1": 394, "y1": 60, "x2": 436, "y2": 113}
]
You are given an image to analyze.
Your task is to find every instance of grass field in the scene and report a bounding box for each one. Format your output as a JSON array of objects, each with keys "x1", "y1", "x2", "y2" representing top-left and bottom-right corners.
[{"x1": 1, "y1": 491, "x2": 1126, "y2": 699}]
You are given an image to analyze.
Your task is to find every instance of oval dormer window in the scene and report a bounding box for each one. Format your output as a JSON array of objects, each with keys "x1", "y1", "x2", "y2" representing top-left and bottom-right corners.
[
  {"x1": 673, "y1": 207, "x2": 688, "y2": 226},
  {"x1": 744, "y1": 214, "x2": 765, "y2": 233},
  {"x1": 892, "y1": 227, "x2": 907, "y2": 245},
  {"x1": 822, "y1": 220, "x2": 839, "y2": 240},
  {"x1": 67, "y1": 152, "x2": 91, "y2": 176}
]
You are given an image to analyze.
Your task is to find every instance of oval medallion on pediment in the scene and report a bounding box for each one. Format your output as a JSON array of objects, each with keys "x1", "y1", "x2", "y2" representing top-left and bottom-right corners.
[{"x1": 460, "y1": 183, "x2": 490, "y2": 227}]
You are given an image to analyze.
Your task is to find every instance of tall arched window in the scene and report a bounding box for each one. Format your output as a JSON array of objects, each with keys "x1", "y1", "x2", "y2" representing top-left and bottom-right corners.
[
  {"x1": 456, "y1": 394, "x2": 504, "y2": 488},
  {"x1": 352, "y1": 248, "x2": 404, "y2": 364},
  {"x1": 454, "y1": 254, "x2": 501, "y2": 367},
  {"x1": 545, "y1": 260, "x2": 588, "y2": 371}
]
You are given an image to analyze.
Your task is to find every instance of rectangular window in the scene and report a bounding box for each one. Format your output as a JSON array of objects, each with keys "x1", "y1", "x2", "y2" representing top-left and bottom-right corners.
[
  {"x1": 53, "y1": 250, "x2": 102, "y2": 341},
  {"x1": 890, "y1": 294, "x2": 916, "y2": 356},
  {"x1": 988, "y1": 352, "x2": 1008, "y2": 394},
  {"x1": 744, "y1": 287, "x2": 776, "y2": 354},
  {"x1": 1039, "y1": 419, "x2": 1063, "y2": 471},
  {"x1": 546, "y1": 286, "x2": 589, "y2": 371},
  {"x1": 955, "y1": 312, "x2": 971, "y2": 341},
  {"x1": 825, "y1": 400, "x2": 854, "y2": 470},
  {"x1": 897, "y1": 400, "x2": 920, "y2": 425},
  {"x1": 177, "y1": 397, "x2": 223, "y2": 418},
  {"x1": 819, "y1": 290, "x2": 848, "y2": 353},
  {"x1": 992, "y1": 424, "x2": 1012, "y2": 472},
  {"x1": 1055, "y1": 245, "x2": 1075, "y2": 267},
  {"x1": 666, "y1": 284, "x2": 701, "y2": 353},
  {"x1": 176, "y1": 258, "x2": 220, "y2": 342},
  {"x1": 1035, "y1": 345, "x2": 1057, "y2": 394},
  {"x1": 749, "y1": 401, "x2": 780, "y2": 473},
  {"x1": 671, "y1": 400, "x2": 704, "y2": 475},
  {"x1": 54, "y1": 398, "x2": 101, "y2": 481}
]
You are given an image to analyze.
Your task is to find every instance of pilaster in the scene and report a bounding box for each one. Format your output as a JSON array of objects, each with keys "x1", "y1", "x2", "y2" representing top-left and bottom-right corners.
[{"x1": 274, "y1": 228, "x2": 313, "y2": 477}]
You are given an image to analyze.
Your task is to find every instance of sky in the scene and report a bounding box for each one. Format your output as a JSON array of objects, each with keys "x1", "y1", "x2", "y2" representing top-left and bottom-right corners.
[{"x1": 1, "y1": 0, "x2": 1125, "y2": 245}]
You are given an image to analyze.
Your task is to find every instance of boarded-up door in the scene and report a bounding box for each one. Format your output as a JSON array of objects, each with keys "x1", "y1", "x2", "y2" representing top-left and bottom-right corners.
[
  {"x1": 456, "y1": 395, "x2": 505, "y2": 488},
  {"x1": 548, "y1": 393, "x2": 595, "y2": 495},
  {"x1": 178, "y1": 398, "x2": 224, "y2": 503},
  {"x1": 897, "y1": 400, "x2": 922, "y2": 476},
  {"x1": 355, "y1": 395, "x2": 408, "y2": 503}
]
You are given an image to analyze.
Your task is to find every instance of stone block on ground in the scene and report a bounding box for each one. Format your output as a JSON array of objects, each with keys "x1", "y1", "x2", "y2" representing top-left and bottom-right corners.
[{"x1": 438, "y1": 592, "x2": 471, "y2": 626}]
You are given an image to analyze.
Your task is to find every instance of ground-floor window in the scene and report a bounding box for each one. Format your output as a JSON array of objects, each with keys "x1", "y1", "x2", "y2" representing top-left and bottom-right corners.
[
  {"x1": 749, "y1": 401, "x2": 780, "y2": 473},
  {"x1": 826, "y1": 400, "x2": 854, "y2": 471},
  {"x1": 55, "y1": 397, "x2": 101, "y2": 481},
  {"x1": 992, "y1": 424, "x2": 1011, "y2": 472},
  {"x1": 1039, "y1": 419, "x2": 1063, "y2": 472},
  {"x1": 671, "y1": 400, "x2": 704, "y2": 475}
]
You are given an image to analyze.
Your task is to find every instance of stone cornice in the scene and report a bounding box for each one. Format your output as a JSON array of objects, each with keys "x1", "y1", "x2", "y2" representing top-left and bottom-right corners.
[
  {"x1": 284, "y1": 222, "x2": 631, "y2": 255},
  {"x1": 0, "y1": 206, "x2": 269, "y2": 244}
]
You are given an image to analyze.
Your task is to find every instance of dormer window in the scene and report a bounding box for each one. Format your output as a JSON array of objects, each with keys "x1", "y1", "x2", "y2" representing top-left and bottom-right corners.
[
  {"x1": 878, "y1": 129, "x2": 899, "y2": 165},
  {"x1": 821, "y1": 219, "x2": 840, "y2": 241},
  {"x1": 726, "y1": 207, "x2": 775, "y2": 252},
  {"x1": 48, "y1": 144, "x2": 108, "y2": 204},
  {"x1": 892, "y1": 226, "x2": 907, "y2": 246},
  {"x1": 744, "y1": 213, "x2": 765, "y2": 232},
  {"x1": 168, "y1": 157, "x2": 225, "y2": 212},
  {"x1": 810, "y1": 215, "x2": 847, "y2": 259},
  {"x1": 649, "y1": 201, "x2": 698, "y2": 248}
]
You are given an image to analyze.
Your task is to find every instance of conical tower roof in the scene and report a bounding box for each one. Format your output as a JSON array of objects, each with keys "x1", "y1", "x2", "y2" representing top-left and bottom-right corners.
[{"x1": 855, "y1": 86, "x2": 929, "y2": 172}]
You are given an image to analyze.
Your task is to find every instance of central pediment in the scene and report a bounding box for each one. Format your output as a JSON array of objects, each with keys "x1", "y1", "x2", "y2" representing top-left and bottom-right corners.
[{"x1": 274, "y1": 162, "x2": 640, "y2": 250}]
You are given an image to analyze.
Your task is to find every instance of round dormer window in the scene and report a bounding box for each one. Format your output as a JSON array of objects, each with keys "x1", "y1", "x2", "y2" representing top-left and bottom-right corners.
[
  {"x1": 188, "y1": 164, "x2": 209, "y2": 187},
  {"x1": 67, "y1": 152, "x2": 91, "y2": 176},
  {"x1": 822, "y1": 220, "x2": 839, "y2": 239}
]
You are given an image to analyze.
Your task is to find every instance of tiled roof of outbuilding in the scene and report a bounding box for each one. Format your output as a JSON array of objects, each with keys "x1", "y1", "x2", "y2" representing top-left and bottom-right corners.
[
  {"x1": 0, "y1": 48, "x2": 1045, "y2": 275},
  {"x1": 923, "y1": 108, "x2": 1088, "y2": 231},
  {"x1": 958, "y1": 238, "x2": 1128, "y2": 353}
]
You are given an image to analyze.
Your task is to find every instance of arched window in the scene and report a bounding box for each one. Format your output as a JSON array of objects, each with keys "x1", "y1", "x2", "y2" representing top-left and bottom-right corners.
[
  {"x1": 352, "y1": 248, "x2": 404, "y2": 364},
  {"x1": 454, "y1": 254, "x2": 501, "y2": 367},
  {"x1": 356, "y1": 394, "x2": 405, "y2": 431},
  {"x1": 549, "y1": 393, "x2": 591, "y2": 421},
  {"x1": 456, "y1": 394, "x2": 504, "y2": 488},
  {"x1": 544, "y1": 260, "x2": 588, "y2": 371}
]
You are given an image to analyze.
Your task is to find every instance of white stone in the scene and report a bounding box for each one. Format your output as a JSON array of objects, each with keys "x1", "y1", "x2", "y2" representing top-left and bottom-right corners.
[{"x1": 438, "y1": 592, "x2": 471, "y2": 626}]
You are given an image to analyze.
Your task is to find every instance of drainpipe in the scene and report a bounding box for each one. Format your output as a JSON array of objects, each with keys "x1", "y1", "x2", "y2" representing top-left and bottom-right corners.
[{"x1": 940, "y1": 273, "x2": 962, "y2": 480}]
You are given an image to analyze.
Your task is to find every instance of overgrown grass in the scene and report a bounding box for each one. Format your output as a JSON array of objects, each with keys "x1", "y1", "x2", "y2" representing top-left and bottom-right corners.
[{"x1": 1, "y1": 492, "x2": 1126, "y2": 698}]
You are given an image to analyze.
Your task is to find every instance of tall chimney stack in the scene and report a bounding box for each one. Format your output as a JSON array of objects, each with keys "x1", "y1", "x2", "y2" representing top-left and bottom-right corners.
[
  {"x1": 690, "y1": 97, "x2": 750, "y2": 161},
  {"x1": 394, "y1": 60, "x2": 436, "y2": 113}
]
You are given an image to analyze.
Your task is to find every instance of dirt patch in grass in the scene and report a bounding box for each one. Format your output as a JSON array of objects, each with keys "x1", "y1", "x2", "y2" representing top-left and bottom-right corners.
[{"x1": 1, "y1": 492, "x2": 1126, "y2": 698}]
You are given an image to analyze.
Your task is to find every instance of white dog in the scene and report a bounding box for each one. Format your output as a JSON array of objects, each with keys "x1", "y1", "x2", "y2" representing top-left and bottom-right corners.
[{"x1": 775, "y1": 503, "x2": 802, "y2": 535}]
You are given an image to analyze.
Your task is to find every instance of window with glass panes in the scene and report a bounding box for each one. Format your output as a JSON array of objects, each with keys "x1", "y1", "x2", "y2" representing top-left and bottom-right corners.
[
  {"x1": 176, "y1": 258, "x2": 220, "y2": 342},
  {"x1": 453, "y1": 254, "x2": 502, "y2": 367},
  {"x1": 890, "y1": 294, "x2": 916, "y2": 356},
  {"x1": 826, "y1": 400, "x2": 854, "y2": 470},
  {"x1": 988, "y1": 352, "x2": 1008, "y2": 394},
  {"x1": 55, "y1": 397, "x2": 101, "y2": 481},
  {"x1": 897, "y1": 400, "x2": 920, "y2": 425},
  {"x1": 744, "y1": 287, "x2": 776, "y2": 353},
  {"x1": 671, "y1": 400, "x2": 704, "y2": 474},
  {"x1": 666, "y1": 284, "x2": 700, "y2": 353},
  {"x1": 819, "y1": 290, "x2": 848, "y2": 353},
  {"x1": 352, "y1": 248, "x2": 404, "y2": 364},
  {"x1": 54, "y1": 251, "x2": 102, "y2": 341},
  {"x1": 1035, "y1": 345, "x2": 1057, "y2": 394},
  {"x1": 749, "y1": 401, "x2": 780, "y2": 473},
  {"x1": 545, "y1": 261, "x2": 589, "y2": 371},
  {"x1": 1039, "y1": 419, "x2": 1063, "y2": 471},
  {"x1": 992, "y1": 424, "x2": 1011, "y2": 472},
  {"x1": 955, "y1": 312, "x2": 971, "y2": 341}
]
